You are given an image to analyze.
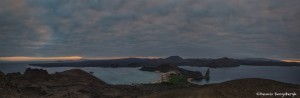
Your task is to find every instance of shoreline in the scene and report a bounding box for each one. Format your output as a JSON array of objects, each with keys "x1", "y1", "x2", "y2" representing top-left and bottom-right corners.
[
  {"x1": 1, "y1": 65, "x2": 299, "y2": 85},
  {"x1": 1, "y1": 68, "x2": 299, "y2": 98}
]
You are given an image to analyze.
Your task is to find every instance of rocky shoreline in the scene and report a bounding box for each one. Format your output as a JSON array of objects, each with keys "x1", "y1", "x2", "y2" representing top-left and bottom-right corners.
[
  {"x1": 0, "y1": 68, "x2": 199, "y2": 98},
  {"x1": 140, "y1": 63, "x2": 209, "y2": 81},
  {"x1": 1, "y1": 68, "x2": 299, "y2": 98}
]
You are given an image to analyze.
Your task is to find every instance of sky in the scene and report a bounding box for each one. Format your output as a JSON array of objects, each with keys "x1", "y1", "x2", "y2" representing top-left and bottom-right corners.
[{"x1": 0, "y1": 0, "x2": 299, "y2": 60}]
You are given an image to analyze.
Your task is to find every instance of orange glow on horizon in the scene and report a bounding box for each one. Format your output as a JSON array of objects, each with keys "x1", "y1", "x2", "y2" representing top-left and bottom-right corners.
[
  {"x1": 281, "y1": 60, "x2": 300, "y2": 63},
  {"x1": 84, "y1": 56, "x2": 161, "y2": 60},
  {"x1": 0, "y1": 56, "x2": 161, "y2": 61},
  {"x1": 0, "y1": 56, "x2": 82, "y2": 61}
]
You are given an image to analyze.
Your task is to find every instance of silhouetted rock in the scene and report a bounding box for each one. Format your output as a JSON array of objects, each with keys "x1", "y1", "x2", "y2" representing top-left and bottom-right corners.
[
  {"x1": 0, "y1": 71, "x2": 6, "y2": 88},
  {"x1": 0, "y1": 71, "x2": 4, "y2": 76},
  {"x1": 204, "y1": 69, "x2": 210, "y2": 80},
  {"x1": 156, "y1": 63, "x2": 181, "y2": 72},
  {"x1": 110, "y1": 64, "x2": 119, "y2": 68},
  {"x1": 5, "y1": 72, "x2": 23, "y2": 87},
  {"x1": 180, "y1": 69, "x2": 203, "y2": 80},
  {"x1": 23, "y1": 68, "x2": 50, "y2": 81},
  {"x1": 141, "y1": 63, "x2": 204, "y2": 80},
  {"x1": 165, "y1": 56, "x2": 183, "y2": 61},
  {"x1": 0, "y1": 68, "x2": 109, "y2": 97},
  {"x1": 54, "y1": 69, "x2": 107, "y2": 87},
  {"x1": 127, "y1": 63, "x2": 141, "y2": 67},
  {"x1": 209, "y1": 57, "x2": 239, "y2": 68},
  {"x1": 0, "y1": 71, "x2": 4, "y2": 84},
  {"x1": 6, "y1": 72, "x2": 22, "y2": 79}
]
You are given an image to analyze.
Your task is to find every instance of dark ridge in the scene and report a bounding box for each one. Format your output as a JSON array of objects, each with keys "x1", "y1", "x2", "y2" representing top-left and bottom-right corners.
[
  {"x1": 236, "y1": 59, "x2": 300, "y2": 66},
  {"x1": 165, "y1": 56, "x2": 183, "y2": 61},
  {"x1": 0, "y1": 71, "x2": 4, "y2": 76},
  {"x1": 29, "y1": 56, "x2": 300, "y2": 68},
  {"x1": 209, "y1": 57, "x2": 240, "y2": 68},
  {"x1": 23, "y1": 68, "x2": 50, "y2": 81}
]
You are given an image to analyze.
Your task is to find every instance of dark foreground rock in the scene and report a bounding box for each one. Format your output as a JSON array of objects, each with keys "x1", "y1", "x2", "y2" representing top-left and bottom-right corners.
[
  {"x1": 0, "y1": 68, "x2": 108, "y2": 98},
  {"x1": 0, "y1": 71, "x2": 4, "y2": 76},
  {"x1": 141, "y1": 78, "x2": 300, "y2": 98},
  {"x1": 23, "y1": 68, "x2": 51, "y2": 81}
]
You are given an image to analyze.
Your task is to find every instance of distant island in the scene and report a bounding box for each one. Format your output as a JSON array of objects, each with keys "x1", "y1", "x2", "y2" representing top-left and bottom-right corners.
[
  {"x1": 140, "y1": 63, "x2": 210, "y2": 81},
  {"x1": 29, "y1": 56, "x2": 300, "y2": 68},
  {"x1": 1, "y1": 68, "x2": 299, "y2": 98}
]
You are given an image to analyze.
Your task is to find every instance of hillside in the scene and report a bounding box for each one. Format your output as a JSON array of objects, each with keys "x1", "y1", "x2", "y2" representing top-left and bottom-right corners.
[{"x1": 141, "y1": 78, "x2": 300, "y2": 98}]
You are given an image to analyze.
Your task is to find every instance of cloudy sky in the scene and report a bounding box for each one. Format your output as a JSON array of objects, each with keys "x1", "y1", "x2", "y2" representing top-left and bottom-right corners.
[{"x1": 0, "y1": 0, "x2": 299, "y2": 60}]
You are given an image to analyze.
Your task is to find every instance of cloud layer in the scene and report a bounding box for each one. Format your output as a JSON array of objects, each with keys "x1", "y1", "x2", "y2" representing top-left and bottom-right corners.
[{"x1": 0, "y1": 0, "x2": 299, "y2": 59}]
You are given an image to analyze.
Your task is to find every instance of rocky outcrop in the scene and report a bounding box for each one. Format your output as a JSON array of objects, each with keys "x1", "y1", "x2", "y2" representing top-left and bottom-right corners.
[
  {"x1": 0, "y1": 71, "x2": 6, "y2": 89},
  {"x1": 0, "y1": 71, "x2": 4, "y2": 84},
  {"x1": 179, "y1": 69, "x2": 203, "y2": 80},
  {"x1": 23, "y1": 68, "x2": 50, "y2": 81},
  {"x1": 5, "y1": 72, "x2": 22, "y2": 79},
  {"x1": 52, "y1": 69, "x2": 107, "y2": 87},
  {"x1": 209, "y1": 57, "x2": 239, "y2": 68},
  {"x1": 165, "y1": 56, "x2": 183, "y2": 61},
  {"x1": 140, "y1": 63, "x2": 204, "y2": 80},
  {"x1": 156, "y1": 63, "x2": 181, "y2": 72},
  {"x1": 0, "y1": 71, "x2": 4, "y2": 77},
  {"x1": 203, "y1": 69, "x2": 210, "y2": 80},
  {"x1": 0, "y1": 68, "x2": 108, "y2": 98}
]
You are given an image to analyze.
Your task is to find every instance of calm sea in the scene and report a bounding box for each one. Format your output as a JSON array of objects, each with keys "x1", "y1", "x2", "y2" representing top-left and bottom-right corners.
[
  {"x1": 179, "y1": 66, "x2": 300, "y2": 85},
  {"x1": 1, "y1": 61, "x2": 299, "y2": 85}
]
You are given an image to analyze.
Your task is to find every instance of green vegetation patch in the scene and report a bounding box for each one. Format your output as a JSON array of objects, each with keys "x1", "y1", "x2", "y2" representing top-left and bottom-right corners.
[{"x1": 168, "y1": 74, "x2": 188, "y2": 85}]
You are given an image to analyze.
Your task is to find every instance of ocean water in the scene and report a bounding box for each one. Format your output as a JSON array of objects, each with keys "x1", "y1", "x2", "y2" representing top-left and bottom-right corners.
[
  {"x1": 0, "y1": 61, "x2": 299, "y2": 85},
  {"x1": 0, "y1": 61, "x2": 160, "y2": 85},
  {"x1": 179, "y1": 66, "x2": 300, "y2": 85}
]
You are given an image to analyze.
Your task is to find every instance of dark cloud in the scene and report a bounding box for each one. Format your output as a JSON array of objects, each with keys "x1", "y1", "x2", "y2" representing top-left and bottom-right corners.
[{"x1": 0, "y1": 0, "x2": 299, "y2": 59}]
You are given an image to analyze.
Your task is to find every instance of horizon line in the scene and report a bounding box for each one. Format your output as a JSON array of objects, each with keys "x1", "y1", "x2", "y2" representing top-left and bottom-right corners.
[
  {"x1": 0, "y1": 56, "x2": 299, "y2": 62},
  {"x1": 0, "y1": 56, "x2": 162, "y2": 61}
]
